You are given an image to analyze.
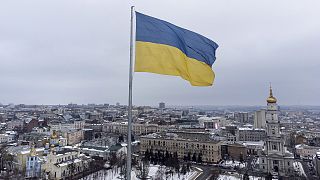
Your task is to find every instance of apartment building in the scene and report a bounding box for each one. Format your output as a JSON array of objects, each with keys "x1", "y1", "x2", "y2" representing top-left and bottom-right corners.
[{"x1": 140, "y1": 133, "x2": 222, "y2": 163}]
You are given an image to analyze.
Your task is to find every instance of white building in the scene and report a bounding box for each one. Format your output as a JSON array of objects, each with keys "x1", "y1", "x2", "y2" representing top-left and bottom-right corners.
[
  {"x1": 103, "y1": 122, "x2": 170, "y2": 135},
  {"x1": 198, "y1": 116, "x2": 227, "y2": 129},
  {"x1": 0, "y1": 133, "x2": 14, "y2": 143},
  {"x1": 254, "y1": 109, "x2": 266, "y2": 129},
  {"x1": 259, "y1": 86, "x2": 295, "y2": 176}
]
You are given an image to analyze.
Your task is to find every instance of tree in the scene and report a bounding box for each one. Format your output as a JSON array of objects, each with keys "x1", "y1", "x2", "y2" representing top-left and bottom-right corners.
[
  {"x1": 239, "y1": 153, "x2": 244, "y2": 163},
  {"x1": 265, "y1": 172, "x2": 272, "y2": 180},
  {"x1": 109, "y1": 152, "x2": 118, "y2": 166},
  {"x1": 118, "y1": 135, "x2": 124, "y2": 143},
  {"x1": 181, "y1": 164, "x2": 187, "y2": 175},
  {"x1": 131, "y1": 134, "x2": 135, "y2": 142},
  {"x1": 192, "y1": 153, "x2": 197, "y2": 162},
  {"x1": 145, "y1": 149, "x2": 150, "y2": 161},
  {"x1": 187, "y1": 152, "x2": 191, "y2": 161},
  {"x1": 197, "y1": 153, "x2": 203, "y2": 163},
  {"x1": 243, "y1": 172, "x2": 249, "y2": 180},
  {"x1": 186, "y1": 162, "x2": 191, "y2": 172},
  {"x1": 155, "y1": 166, "x2": 165, "y2": 180},
  {"x1": 137, "y1": 159, "x2": 150, "y2": 180}
]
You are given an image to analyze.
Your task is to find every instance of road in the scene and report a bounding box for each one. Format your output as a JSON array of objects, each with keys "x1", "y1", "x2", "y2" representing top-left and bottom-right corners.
[
  {"x1": 193, "y1": 165, "x2": 213, "y2": 180},
  {"x1": 299, "y1": 159, "x2": 319, "y2": 180}
]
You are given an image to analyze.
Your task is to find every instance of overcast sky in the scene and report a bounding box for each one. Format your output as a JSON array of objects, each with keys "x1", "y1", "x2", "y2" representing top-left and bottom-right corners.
[{"x1": 0, "y1": 0, "x2": 319, "y2": 106}]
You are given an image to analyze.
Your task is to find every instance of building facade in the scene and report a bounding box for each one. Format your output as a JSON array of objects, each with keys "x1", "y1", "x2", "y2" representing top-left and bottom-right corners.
[
  {"x1": 254, "y1": 109, "x2": 266, "y2": 129},
  {"x1": 259, "y1": 87, "x2": 295, "y2": 176},
  {"x1": 234, "y1": 112, "x2": 249, "y2": 123},
  {"x1": 140, "y1": 134, "x2": 222, "y2": 163},
  {"x1": 237, "y1": 128, "x2": 266, "y2": 142},
  {"x1": 103, "y1": 122, "x2": 170, "y2": 135}
]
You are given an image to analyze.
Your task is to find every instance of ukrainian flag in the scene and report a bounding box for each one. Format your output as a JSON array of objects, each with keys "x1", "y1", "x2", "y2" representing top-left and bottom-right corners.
[{"x1": 135, "y1": 12, "x2": 219, "y2": 86}]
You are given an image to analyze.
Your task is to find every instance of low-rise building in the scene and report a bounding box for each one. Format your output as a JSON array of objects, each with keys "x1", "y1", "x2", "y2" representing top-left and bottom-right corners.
[
  {"x1": 0, "y1": 133, "x2": 15, "y2": 143},
  {"x1": 140, "y1": 133, "x2": 222, "y2": 163},
  {"x1": 80, "y1": 146, "x2": 109, "y2": 160},
  {"x1": 61, "y1": 129, "x2": 84, "y2": 145},
  {"x1": 198, "y1": 116, "x2": 227, "y2": 129},
  {"x1": 238, "y1": 128, "x2": 266, "y2": 142},
  {"x1": 295, "y1": 144, "x2": 320, "y2": 158},
  {"x1": 103, "y1": 122, "x2": 170, "y2": 135}
]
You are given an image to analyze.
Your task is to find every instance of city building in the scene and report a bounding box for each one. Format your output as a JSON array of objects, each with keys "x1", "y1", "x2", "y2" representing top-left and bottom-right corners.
[
  {"x1": 259, "y1": 86, "x2": 295, "y2": 176},
  {"x1": 234, "y1": 112, "x2": 249, "y2": 123},
  {"x1": 0, "y1": 133, "x2": 15, "y2": 143},
  {"x1": 237, "y1": 127, "x2": 266, "y2": 142},
  {"x1": 25, "y1": 143, "x2": 42, "y2": 178},
  {"x1": 254, "y1": 109, "x2": 266, "y2": 129},
  {"x1": 159, "y1": 102, "x2": 165, "y2": 109},
  {"x1": 103, "y1": 122, "x2": 170, "y2": 135},
  {"x1": 140, "y1": 133, "x2": 222, "y2": 163},
  {"x1": 295, "y1": 144, "x2": 320, "y2": 158},
  {"x1": 198, "y1": 116, "x2": 227, "y2": 129}
]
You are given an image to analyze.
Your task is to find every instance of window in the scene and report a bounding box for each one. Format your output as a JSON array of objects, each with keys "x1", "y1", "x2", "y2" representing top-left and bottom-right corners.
[
  {"x1": 288, "y1": 162, "x2": 290, "y2": 166},
  {"x1": 262, "y1": 159, "x2": 265, "y2": 163},
  {"x1": 272, "y1": 144, "x2": 277, "y2": 150},
  {"x1": 273, "y1": 160, "x2": 278, "y2": 164},
  {"x1": 263, "y1": 166, "x2": 265, "y2": 169}
]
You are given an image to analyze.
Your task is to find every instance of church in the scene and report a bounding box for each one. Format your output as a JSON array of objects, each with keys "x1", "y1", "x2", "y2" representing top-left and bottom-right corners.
[{"x1": 259, "y1": 86, "x2": 295, "y2": 176}]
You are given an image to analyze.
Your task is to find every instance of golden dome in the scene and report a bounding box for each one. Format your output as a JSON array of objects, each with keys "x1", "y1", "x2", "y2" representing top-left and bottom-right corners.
[
  {"x1": 267, "y1": 85, "x2": 277, "y2": 103},
  {"x1": 51, "y1": 130, "x2": 58, "y2": 139}
]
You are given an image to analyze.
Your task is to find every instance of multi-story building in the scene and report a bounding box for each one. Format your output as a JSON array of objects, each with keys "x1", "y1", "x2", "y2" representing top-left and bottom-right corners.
[
  {"x1": 49, "y1": 120, "x2": 86, "y2": 131},
  {"x1": 167, "y1": 130, "x2": 211, "y2": 142},
  {"x1": 42, "y1": 148, "x2": 91, "y2": 180},
  {"x1": 254, "y1": 109, "x2": 266, "y2": 129},
  {"x1": 198, "y1": 116, "x2": 227, "y2": 129},
  {"x1": 25, "y1": 143, "x2": 42, "y2": 179},
  {"x1": 103, "y1": 122, "x2": 170, "y2": 135},
  {"x1": 234, "y1": 112, "x2": 249, "y2": 123},
  {"x1": 159, "y1": 102, "x2": 165, "y2": 109},
  {"x1": 61, "y1": 129, "x2": 84, "y2": 145},
  {"x1": 0, "y1": 133, "x2": 14, "y2": 143},
  {"x1": 237, "y1": 128, "x2": 266, "y2": 142},
  {"x1": 140, "y1": 133, "x2": 222, "y2": 163},
  {"x1": 295, "y1": 144, "x2": 320, "y2": 158},
  {"x1": 259, "y1": 86, "x2": 295, "y2": 176}
]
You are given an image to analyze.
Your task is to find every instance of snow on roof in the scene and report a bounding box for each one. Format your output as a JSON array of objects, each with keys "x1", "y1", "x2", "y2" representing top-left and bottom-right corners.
[{"x1": 21, "y1": 147, "x2": 45, "y2": 155}]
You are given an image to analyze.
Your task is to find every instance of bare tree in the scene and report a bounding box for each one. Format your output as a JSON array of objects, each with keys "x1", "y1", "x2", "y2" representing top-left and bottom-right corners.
[{"x1": 137, "y1": 159, "x2": 150, "y2": 180}]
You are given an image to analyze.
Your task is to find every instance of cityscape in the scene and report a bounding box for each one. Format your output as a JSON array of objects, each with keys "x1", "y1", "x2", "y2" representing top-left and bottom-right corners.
[
  {"x1": 1, "y1": 0, "x2": 320, "y2": 180},
  {"x1": 1, "y1": 87, "x2": 320, "y2": 179}
]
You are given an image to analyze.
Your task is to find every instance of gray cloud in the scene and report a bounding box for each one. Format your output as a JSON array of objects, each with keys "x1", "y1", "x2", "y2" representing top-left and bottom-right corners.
[{"x1": 0, "y1": 0, "x2": 320, "y2": 106}]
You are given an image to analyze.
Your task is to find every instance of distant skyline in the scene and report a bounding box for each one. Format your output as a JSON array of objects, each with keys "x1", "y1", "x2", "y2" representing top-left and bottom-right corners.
[{"x1": 1, "y1": 0, "x2": 320, "y2": 106}]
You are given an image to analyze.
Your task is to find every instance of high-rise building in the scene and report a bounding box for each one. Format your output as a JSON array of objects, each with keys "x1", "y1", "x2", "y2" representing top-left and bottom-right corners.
[
  {"x1": 234, "y1": 112, "x2": 249, "y2": 123},
  {"x1": 159, "y1": 102, "x2": 165, "y2": 109},
  {"x1": 254, "y1": 109, "x2": 266, "y2": 129},
  {"x1": 259, "y1": 86, "x2": 295, "y2": 176}
]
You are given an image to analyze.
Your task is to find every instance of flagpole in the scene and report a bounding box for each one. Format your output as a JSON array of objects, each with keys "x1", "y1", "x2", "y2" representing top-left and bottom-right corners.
[{"x1": 127, "y1": 5, "x2": 135, "y2": 180}]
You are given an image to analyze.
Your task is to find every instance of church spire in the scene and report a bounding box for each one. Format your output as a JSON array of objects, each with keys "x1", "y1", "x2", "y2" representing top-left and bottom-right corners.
[{"x1": 267, "y1": 83, "x2": 277, "y2": 103}]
